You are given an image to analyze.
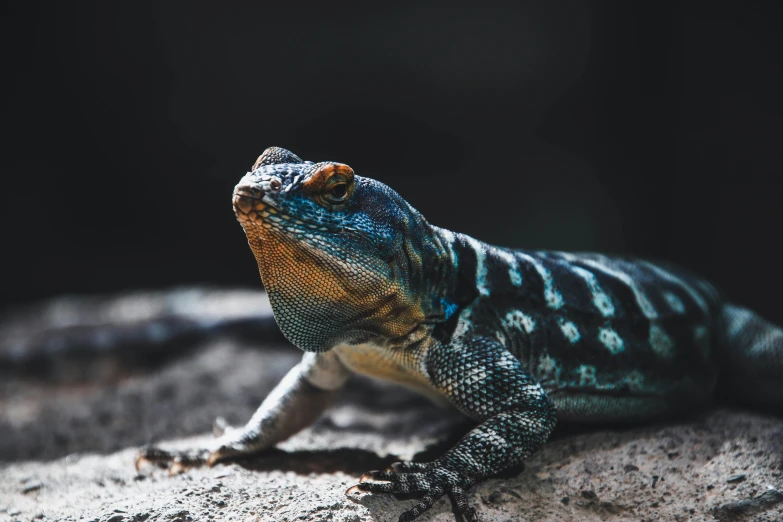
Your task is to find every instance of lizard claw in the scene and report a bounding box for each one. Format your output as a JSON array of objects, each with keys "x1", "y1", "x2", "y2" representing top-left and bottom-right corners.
[
  {"x1": 134, "y1": 452, "x2": 148, "y2": 472},
  {"x1": 206, "y1": 449, "x2": 227, "y2": 467},
  {"x1": 169, "y1": 459, "x2": 188, "y2": 476},
  {"x1": 359, "y1": 470, "x2": 382, "y2": 483},
  {"x1": 345, "y1": 485, "x2": 363, "y2": 496},
  {"x1": 348, "y1": 459, "x2": 477, "y2": 522}
]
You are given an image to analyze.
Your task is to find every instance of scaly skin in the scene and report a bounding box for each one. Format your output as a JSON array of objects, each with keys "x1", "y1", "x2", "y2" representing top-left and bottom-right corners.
[{"x1": 137, "y1": 147, "x2": 783, "y2": 522}]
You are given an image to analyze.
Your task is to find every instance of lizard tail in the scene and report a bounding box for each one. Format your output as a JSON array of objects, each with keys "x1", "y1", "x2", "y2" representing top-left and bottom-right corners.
[{"x1": 718, "y1": 303, "x2": 783, "y2": 409}]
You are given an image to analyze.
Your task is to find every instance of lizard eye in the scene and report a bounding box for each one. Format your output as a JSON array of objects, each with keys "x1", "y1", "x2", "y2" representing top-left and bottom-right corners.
[
  {"x1": 303, "y1": 163, "x2": 355, "y2": 206},
  {"x1": 326, "y1": 182, "x2": 348, "y2": 201},
  {"x1": 323, "y1": 178, "x2": 352, "y2": 204},
  {"x1": 269, "y1": 178, "x2": 282, "y2": 192}
]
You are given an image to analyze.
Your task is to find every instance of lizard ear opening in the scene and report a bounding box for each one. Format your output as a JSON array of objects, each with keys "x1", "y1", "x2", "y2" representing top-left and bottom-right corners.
[{"x1": 252, "y1": 147, "x2": 304, "y2": 170}]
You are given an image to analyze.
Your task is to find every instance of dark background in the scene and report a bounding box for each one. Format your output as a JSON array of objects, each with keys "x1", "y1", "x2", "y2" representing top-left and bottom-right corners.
[{"x1": 3, "y1": 2, "x2": 783, "y2": 323}]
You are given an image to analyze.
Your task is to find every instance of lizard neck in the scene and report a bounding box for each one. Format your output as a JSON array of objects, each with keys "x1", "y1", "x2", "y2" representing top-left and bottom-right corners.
[
  {"x1": 424, "y1": 226, "x2": 484, "y2": 322},
  {"x1": 376, "y1": 209, "x2": 457, "y2": 327}
]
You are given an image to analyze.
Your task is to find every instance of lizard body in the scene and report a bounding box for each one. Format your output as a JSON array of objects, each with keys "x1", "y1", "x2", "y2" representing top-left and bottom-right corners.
[{"x1": 138, "y1": 147, "x2": 783, "y2": 521}]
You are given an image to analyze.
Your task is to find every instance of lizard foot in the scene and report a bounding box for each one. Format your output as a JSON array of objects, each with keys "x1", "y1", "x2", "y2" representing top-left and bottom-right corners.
[
  {"x1": 347, "y1": 460, "x2": 478, "y2": 522},
  {"x1": 134, "y1": 446, "x2": 211, "y2": 475},
  {"x1": 135, "y1": 418, "x2": 249, "y2": 474}
]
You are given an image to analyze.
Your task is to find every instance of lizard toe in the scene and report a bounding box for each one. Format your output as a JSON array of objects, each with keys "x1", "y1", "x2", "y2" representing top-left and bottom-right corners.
[
  {"x1": 387, "y1": 460, "x2": 432, "y2": 473},
  {"x1": 134, "y1": 445, "x2": 210, "y2": 473},
  {"x1": 350, "y1": 463, "x2": 476, "y2": 521},
  {"x1": 354, "y1": 478, "x2": 419, "y2": 494},
  {"x1": 397, "y1": 493, "x2": 439, "y2": 522},
  {"x1": 449, "y1": 488, "x2": 478, "y2": 522},
  {"x1": 135, "y1": 445, "x2": 172, "y2": 471}
]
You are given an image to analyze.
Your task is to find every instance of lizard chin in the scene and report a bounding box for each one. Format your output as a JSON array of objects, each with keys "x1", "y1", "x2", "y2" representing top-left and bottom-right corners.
[{"x1": 232, "y1": 193, "x2": 268, "y2": 226}]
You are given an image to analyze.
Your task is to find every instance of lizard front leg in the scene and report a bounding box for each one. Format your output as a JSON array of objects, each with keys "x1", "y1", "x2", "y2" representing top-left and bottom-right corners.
[
  {"x1": 349, "y1": 336, "x2": 557, "y2": 522},
  {"x1": 136, "y1": 350, "x2": 350, "y2": 472}
]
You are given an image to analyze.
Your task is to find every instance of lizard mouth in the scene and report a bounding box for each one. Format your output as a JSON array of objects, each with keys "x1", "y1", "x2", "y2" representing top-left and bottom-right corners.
[
  {"x1": 232, "y1": 188, "x2": 331, "y2": 234},
  {"x1": 233, "y1": 189, "x2": 274, "y2": 225}
]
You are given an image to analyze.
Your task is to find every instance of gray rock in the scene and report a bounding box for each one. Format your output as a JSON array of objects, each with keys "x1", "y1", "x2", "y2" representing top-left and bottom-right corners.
[{"x1": 2, "y1": 338, "x2": 782, "y2": 521}]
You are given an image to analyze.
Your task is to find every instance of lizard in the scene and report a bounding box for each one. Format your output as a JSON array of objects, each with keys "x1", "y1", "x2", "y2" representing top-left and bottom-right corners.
[{"x1": 136, "y1": 146, "x2": 783, "y2": 522}]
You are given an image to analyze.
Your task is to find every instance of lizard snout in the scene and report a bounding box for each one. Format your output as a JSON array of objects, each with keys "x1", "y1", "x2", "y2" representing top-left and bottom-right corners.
[
  {"x1": 233, "y1": 185, "x2": 264, "y2": 210},
  {"x1": 232, "y1": 180, "x2": 269, "y2": 224}
]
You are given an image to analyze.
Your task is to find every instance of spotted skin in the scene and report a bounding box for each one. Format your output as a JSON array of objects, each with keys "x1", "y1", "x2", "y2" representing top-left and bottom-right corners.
[{"x1": 138, "y1": 147, "x2": 783, "y2": 522}]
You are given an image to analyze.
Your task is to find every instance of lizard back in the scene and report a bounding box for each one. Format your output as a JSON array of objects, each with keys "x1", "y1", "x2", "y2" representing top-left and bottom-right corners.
[{"x1": 432, "y1": 231, "x2": 727, "y2": 421}]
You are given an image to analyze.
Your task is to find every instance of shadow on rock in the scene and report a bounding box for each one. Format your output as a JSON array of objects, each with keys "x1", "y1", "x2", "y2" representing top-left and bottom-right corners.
[{"x1": 232, "y1": 447, "x2": 396, "y2": 476}]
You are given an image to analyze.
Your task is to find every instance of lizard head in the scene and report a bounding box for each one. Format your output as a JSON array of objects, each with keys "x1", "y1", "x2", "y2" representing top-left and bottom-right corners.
[{"x1": 233, "y1": 147, "x2": 439, "y2": 352}]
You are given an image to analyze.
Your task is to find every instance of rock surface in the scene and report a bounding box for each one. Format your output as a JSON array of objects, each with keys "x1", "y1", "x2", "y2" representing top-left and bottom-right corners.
[{"x1": 2, "y1": 338, "x2": 782, "y2": 522}]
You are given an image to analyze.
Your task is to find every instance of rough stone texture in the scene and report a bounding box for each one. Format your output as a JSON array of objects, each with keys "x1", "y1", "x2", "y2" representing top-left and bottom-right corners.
[{"x1": 2, "y1": 339, "x2": 782, "y2": 522}]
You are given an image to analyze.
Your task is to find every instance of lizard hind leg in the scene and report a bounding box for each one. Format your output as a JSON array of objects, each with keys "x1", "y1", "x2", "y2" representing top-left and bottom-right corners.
[{"x1": 720, "y1": 304, "x2": 783, "y2": 408}]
